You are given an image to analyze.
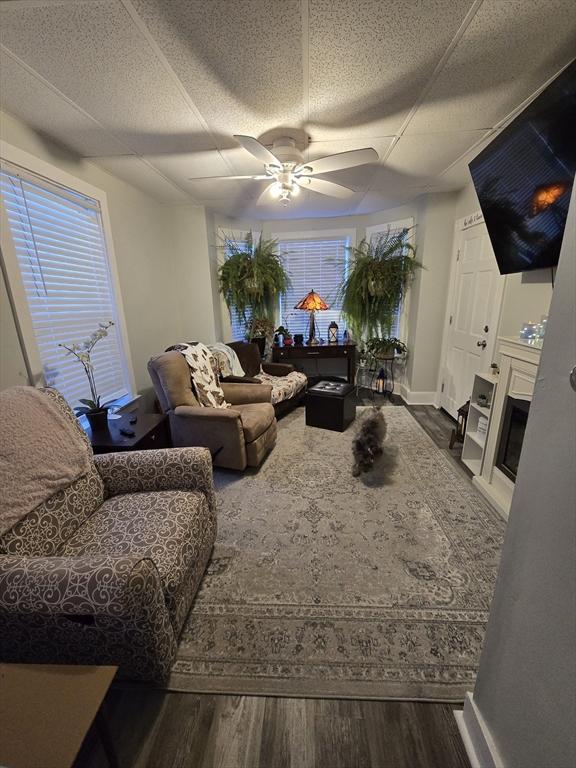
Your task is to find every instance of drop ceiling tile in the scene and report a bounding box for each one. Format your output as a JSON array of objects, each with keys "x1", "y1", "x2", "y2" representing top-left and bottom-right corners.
[
  {"x1": 130, "y1": 0, "x2": 305, "y2": 140},
  {"x1": 385, "y1": 130, "x2": 489, "y2": 179},
  {"x1": 355, "y1": 189, "x2": 424, "y2": 215},
  {"x1": 305, "y1": 137, "x2": 395, "y2": 166},
  {"x1": 146, "y1": 150, "x2": 233, "y2": 182},
  {"x1": 94, "y1": 156, "x2": 192, "y2": 203},
  {"x1": 0, "y1": 51, "x2": 127, "y2": 157},
  {"x1": 0, "y1": 0, "x2": 214, "y2": 155},
  {"x1": 307, "y1": 0, "x2": 474, "y2": 140},
  {"x1": 405, "y1": 0, "x2": 576, "y2": 134}
]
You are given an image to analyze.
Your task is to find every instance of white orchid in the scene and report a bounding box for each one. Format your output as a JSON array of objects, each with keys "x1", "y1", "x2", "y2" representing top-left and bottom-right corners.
[{"x1": 59, "y1": 320, "x2": 114, "y2": 415}]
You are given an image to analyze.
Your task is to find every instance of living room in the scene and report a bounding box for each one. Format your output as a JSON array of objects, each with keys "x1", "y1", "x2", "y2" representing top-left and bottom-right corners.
[{"x1": 0, "y1": 2, "x2": 575, "y2": 767}]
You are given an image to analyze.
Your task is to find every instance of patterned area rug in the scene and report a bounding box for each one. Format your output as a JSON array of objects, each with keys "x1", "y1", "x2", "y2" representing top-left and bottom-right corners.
[{"x1": 170, "y1": 406, "x2": 505, "y2": 700}]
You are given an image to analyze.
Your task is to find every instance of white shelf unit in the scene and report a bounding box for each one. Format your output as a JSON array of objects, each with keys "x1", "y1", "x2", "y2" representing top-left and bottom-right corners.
[{"x1": 461, "y1": 373, "x2": 497, "y2": 476}]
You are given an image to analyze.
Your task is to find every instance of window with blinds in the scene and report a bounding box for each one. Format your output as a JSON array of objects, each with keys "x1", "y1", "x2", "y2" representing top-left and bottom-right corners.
[
  {"x1": 278, "y1": 236, "x2": 349, "y2": 337},
  {"x1": 226, "y1": 236, "x2": 248, "y2": 341},
  {"x1": 0, "y1": 165, "x2": 131, "y2": 409}
]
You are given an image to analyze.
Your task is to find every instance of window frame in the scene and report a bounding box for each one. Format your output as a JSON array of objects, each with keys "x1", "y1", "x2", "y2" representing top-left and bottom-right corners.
[
  {"x1": 0, "y1": 140, "x2": 136, "y2": 400},
  {"x1": 271, "y1": 227, "x2": 357, "y2": 335},
  {"x1": 365, "y1": 218, "x2": 414, "y2": 343}
]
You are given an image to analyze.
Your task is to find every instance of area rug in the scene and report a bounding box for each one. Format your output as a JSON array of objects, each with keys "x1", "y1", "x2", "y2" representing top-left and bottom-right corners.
[{"x1": 169, "y1": 406, "x2": 505, "y2": 701}]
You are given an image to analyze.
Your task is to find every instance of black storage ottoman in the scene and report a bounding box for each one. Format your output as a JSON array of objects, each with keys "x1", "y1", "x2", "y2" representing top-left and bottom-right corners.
[{"x1": 305, "y1": 381, "x2": 356, "y2": 432}]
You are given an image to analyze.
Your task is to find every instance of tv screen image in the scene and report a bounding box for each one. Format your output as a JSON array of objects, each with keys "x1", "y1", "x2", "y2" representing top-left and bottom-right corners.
[{"x1": 469, "y1": 59, "x2": 576, "y2": 275}]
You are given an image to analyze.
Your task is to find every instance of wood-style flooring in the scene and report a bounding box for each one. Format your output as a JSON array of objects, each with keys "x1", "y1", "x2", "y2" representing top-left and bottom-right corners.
[{"x1": 75, "y1": 403, "x2": 471, "y2": 768}]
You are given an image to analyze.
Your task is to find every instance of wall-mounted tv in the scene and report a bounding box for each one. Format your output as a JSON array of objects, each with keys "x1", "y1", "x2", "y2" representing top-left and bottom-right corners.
[{"x1": 469, "y1": 59, "x2": 576, "y2": 275}]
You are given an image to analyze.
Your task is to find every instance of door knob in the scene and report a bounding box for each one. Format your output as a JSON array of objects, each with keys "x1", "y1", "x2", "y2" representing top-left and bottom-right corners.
[
  {"x1": 477, "y1": 340, "x2": 487, "y2": 349},
  {"x1": 570, "y1": 365, "x2": 576, "y2": 392}
]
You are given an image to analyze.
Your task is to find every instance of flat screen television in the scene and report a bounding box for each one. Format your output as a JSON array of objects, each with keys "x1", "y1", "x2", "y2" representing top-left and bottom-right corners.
[{"x1": 469, "y1": 59, "x2": 576, "y2": 275}]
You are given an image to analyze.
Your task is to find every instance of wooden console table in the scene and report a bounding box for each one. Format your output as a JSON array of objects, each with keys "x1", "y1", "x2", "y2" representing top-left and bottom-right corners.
[{"x1": 272, "y1": 343, "x2": 357, "y2": 383}]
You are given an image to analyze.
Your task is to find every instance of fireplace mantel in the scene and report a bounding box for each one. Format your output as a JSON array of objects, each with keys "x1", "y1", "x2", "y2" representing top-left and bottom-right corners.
[{"x1": 473, "y1": 336, "x2": 542, "y2": 518}]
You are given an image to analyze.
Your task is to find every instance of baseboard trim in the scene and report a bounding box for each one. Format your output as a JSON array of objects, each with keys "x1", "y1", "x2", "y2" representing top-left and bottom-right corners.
[
  {"x1": 454, "y1": 692, "x2": 504, "y2": 768},
  {"x1": 399, "y1": 386, "x2": 439, "y2": 406}
]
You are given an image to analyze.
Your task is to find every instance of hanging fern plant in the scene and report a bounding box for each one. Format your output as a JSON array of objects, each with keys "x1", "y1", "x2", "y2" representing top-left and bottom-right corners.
[
  {"x1": 218, "y1": 232, "x2": 291, "y2": 326},
  {"x1": 340, "y1": 227, "x2": 422, "y2": 339}
]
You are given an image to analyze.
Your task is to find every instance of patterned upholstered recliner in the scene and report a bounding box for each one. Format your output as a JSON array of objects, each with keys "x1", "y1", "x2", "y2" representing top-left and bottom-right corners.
[{"x1": 0, "y1": 389, "x2": 216, "y2": 683}]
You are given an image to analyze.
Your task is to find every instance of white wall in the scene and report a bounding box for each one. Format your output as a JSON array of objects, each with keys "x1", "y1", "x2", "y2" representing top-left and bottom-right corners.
[
  {"x1": 406, "y1": 192, "x2": 458, "y2": 397},
  {"x1": 454, "y1": 180, "x2": 553, "y2": 341},
  {"x1": 0, "y1": 110, "x2": 214, "y2": 405},
  {"x1": 465, "y1": 192, "x2": 576, "y2": 768},
  {"x1": 0, "y1": 267, "x2": 28, "y2": 388}
]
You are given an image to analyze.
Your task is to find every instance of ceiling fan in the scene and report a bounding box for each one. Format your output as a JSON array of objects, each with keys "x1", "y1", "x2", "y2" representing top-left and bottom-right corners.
[{"x1": 189, "y1": 135, "x2": 379, "y2": 206}]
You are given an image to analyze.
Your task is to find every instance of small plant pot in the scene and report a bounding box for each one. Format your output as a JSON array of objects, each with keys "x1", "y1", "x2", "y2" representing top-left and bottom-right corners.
[
  {"x1": 86, "y1": 410, "x2": 109, "y2": 432},
  {"x1": 375, "y1": 345, "x2": 395, "y2": 359}
]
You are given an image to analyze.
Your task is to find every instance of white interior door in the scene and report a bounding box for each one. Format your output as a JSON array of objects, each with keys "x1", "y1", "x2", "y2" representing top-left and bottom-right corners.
[{"x1": 440, "y1": 222, "x2": 504, "y2": 418}]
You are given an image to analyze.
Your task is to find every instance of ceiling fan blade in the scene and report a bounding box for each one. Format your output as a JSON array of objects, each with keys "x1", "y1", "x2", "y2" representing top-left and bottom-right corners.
[
  {"x1": 188, "y1": 174, "x2": 269, "y2": 181},
  {"x1": 255, "y1": 183, "x2": 275, "y2": 206},
  {"x1": 297, "y1": 176, "x2": 355, "y2": 199},
  {"x1": 234, "y1": 135, "x2": 282, "y2": 167},
  {"x1": 300, "y1": 148, "x2": 378, "y2": 176}
]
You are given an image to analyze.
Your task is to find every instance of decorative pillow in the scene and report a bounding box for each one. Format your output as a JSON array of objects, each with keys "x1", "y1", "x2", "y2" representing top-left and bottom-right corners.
[{"x1": 167, "y1": 343, "x2": 230, "y2": 409}]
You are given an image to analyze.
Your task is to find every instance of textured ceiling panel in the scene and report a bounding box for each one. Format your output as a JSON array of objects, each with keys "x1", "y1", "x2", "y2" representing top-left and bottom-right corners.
[
  {"x1": 307, "y1": 0, "x2": 474, "y2": 140},
  {"x1": 0, "y1": 0, "x2": 214, "y2": 155},
  {"x1": 305, "y1": 137, "x2": 395, "y2": 165},
  {"x1": 384, "y1": 130, "x2": 489, "y2": 179},
  {"x1": 130, "y1": 0, "x2": 305, "y2": 140},
  {"x1": 0, "y1": 51, "x2": 127, "y2": 158},
  {"x1": 404, "y1": 0, "x2": 576, "y2": 135},
  {"x1": 93, "y1": 156, "x2": 192, "y2": 202}
]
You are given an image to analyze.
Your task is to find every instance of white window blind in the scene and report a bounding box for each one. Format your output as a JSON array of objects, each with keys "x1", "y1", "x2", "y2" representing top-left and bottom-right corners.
[
  {"x1": 278, "y1": 237, "x2": 349, "y2": 337},
  {"x1": 0, "y1": 166, "x2": 131, "y2": 409},
  {"x1": 226, "y1": 234, "x2": 247, "y2": 342}
]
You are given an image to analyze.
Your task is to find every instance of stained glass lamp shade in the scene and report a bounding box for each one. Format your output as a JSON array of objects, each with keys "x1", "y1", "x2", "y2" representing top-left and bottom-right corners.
[{"x1": 294, "y1": 289, "x2": 330, "y2": 344}]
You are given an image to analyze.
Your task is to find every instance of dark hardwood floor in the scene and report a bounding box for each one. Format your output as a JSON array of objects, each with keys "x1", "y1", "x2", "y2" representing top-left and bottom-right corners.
[{"x1": 75, "y1": 402, "x2": 471, "y2": 768}]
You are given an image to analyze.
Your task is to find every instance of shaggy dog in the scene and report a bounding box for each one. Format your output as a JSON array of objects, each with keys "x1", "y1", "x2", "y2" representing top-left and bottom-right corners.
[{"x1": 352, "y1": 407, "x2": 387, "y2": 476}]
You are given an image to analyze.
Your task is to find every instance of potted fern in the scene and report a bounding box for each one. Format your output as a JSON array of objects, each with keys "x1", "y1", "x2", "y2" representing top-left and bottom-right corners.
[
  {"x1": 219, "y1": 232, "x2": 291, "y2": 328},
  {"x1": 366, "y1": 336, "x2": 407, "y2": 360},
  {"x1": 339, "y1": 227, "x2": 422, "y2": 344}
]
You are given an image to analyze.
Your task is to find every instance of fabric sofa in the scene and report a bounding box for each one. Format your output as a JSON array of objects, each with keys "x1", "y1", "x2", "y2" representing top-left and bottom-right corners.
[
  {"x1": 148, "y1": 351, "x2": 277, "y2": 470},
  {"x1": 0, "y1": 388, "x2": 216, "y2": 683},
  {"x1": 225, "y1": 341, "x2": 307, "y2": 418}
]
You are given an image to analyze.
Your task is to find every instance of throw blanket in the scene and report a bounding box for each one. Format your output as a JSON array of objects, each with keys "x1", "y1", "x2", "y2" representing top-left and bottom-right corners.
[
  {"x1": 208, "y1": 343, "x2": 245, "y2": 378},
  {"x1": 169, "y1": 342, "x2": 230, "y2": 409},
  {"x1": 0, "y1": 386, "x2": 92, "y2": 536},
  {"x1": 255, "y1": 370, "x2": 308, "y2": 405}
]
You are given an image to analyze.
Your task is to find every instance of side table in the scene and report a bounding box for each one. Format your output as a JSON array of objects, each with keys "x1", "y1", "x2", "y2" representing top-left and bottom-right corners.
[
  {"x1": 0, "y1": 663, "x2": 118, "y2": 768},
  {"x1": 86, "y1": 413, "x2": 170, "y2": 454}
]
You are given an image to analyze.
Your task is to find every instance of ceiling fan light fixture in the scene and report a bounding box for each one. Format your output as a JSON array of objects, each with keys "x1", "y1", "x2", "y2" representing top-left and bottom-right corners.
[{"x1": 270, "y1": 181, "x2": 283, "y2": 199}]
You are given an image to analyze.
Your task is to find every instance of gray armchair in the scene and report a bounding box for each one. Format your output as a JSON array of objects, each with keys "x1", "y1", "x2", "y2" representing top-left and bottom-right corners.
[
  {"x1": 148, "y1": 351, "x2": 277, "y2": 470},
  {"x1": 0, "y1": 388, "x2": 216, "y2": 683}
]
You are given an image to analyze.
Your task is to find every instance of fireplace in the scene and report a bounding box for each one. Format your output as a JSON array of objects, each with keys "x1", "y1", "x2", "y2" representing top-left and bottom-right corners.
[{"x1": 496, "y1": 396, "x2": 530, "y2": 482}]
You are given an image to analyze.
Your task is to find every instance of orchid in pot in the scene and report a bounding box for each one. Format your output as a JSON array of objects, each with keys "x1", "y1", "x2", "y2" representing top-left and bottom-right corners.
[{"x1": 59, "y1": 320, "x2": 115, "y2": 431}]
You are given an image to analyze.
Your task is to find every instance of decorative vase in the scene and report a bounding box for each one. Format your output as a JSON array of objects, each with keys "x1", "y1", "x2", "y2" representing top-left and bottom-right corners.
[{"x1": 86, "y1": 409, "x2": 109, "y2": 432}]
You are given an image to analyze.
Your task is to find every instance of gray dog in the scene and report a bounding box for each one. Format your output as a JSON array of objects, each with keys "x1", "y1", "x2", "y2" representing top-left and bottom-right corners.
[{"x1": 352, "y1": 407, "x2": 387, "y2": 476}]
